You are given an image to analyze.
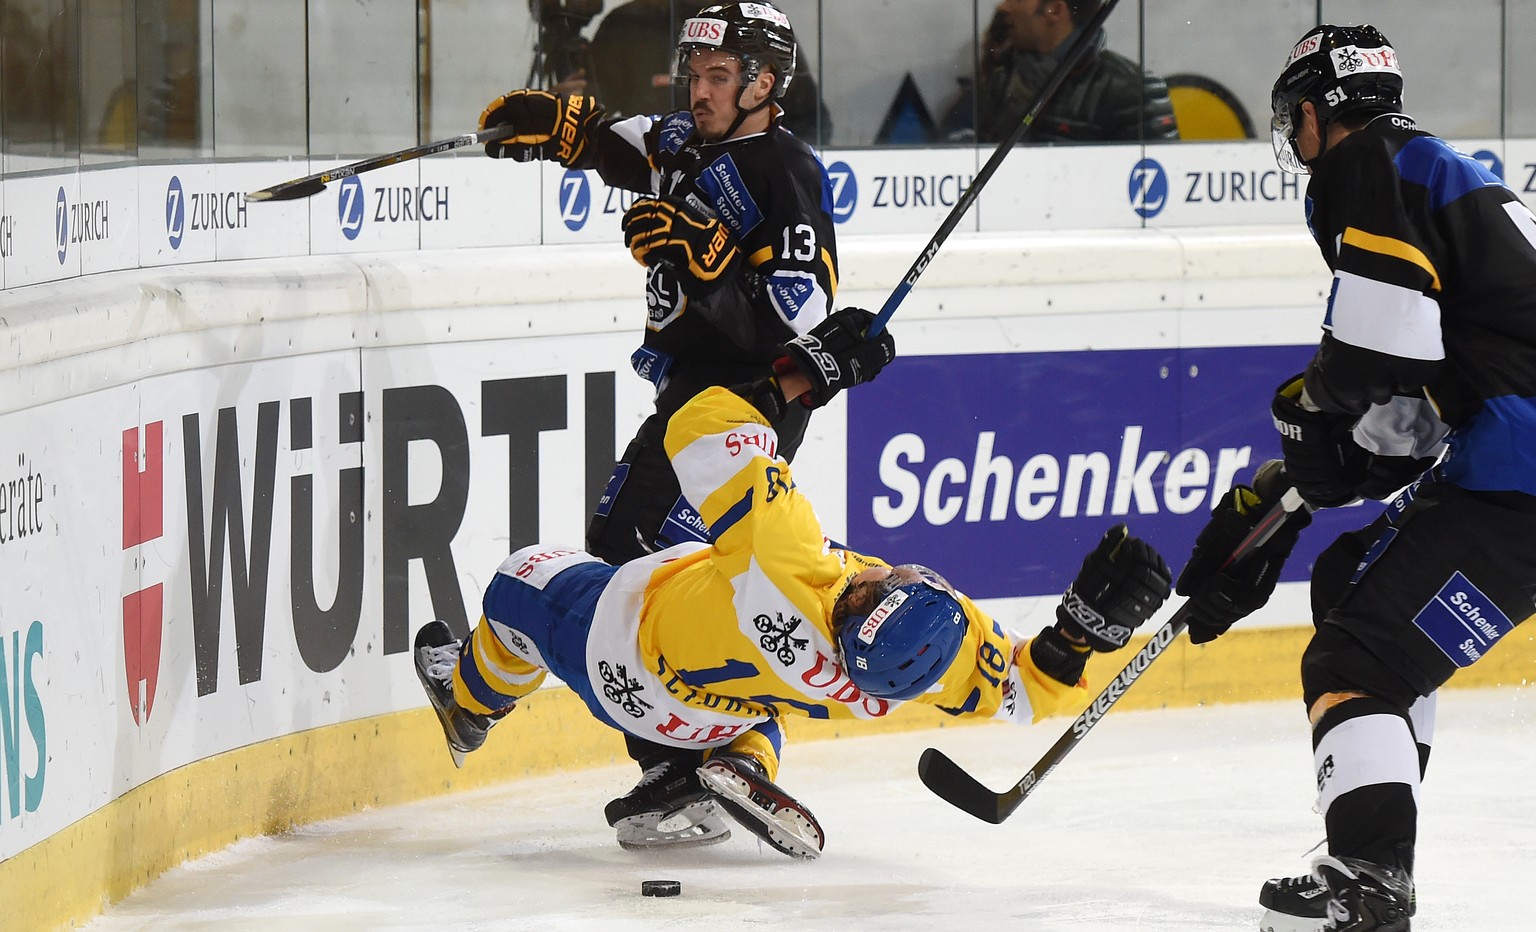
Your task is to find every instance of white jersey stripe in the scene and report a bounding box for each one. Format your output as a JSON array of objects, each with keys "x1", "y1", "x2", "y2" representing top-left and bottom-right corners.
[{"x1": 1327, "y1": 270, "x2": 1444, "y2": 361}]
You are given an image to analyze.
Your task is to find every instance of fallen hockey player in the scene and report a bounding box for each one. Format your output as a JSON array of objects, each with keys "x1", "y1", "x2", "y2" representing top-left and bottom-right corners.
[{"x1": 413, "y1": 308, "x2": 1171, "y2": 858}]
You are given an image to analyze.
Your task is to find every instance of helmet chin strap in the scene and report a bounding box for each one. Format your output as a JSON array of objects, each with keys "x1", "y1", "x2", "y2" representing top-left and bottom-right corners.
[
  {"x1": 721, "y1": 94, "x2": 772, "y2": 139},
  {"x1": 1308, "y1": 113, "x2": 1335, "y2": 167}
]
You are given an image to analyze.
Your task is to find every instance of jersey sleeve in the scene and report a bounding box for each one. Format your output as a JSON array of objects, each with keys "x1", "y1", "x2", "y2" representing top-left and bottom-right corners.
[
  {"x1": 1304, "y1": 137, "x2": 1447, "y2": 415},
  {"x1": 919, "y1": 599, "x2": 1088, "y2": 725},
  {"x1": 582, "y1": 114, "x2": 664, "y2": 194},
  {"x1": 694, "y1": 142, "x2": 839, "y2": 337},
  {"x1": 663, "y1": 386, "x2": 829, "y2": 583}
]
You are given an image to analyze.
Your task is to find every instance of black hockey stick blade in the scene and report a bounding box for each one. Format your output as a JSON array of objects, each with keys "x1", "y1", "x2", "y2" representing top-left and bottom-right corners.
[
  {"x1": 918, "y1": 747, "x2": 1014, "y2": 824},
  {"x1": 919, "y1": 488, "x2": 1310, "y2": 823},
  {"x1": 247, "y1": 125, "x2": 520, "y2": 203},
  {"x1": 867, "y1": 0, "x2": 1126, "y2": 337}
]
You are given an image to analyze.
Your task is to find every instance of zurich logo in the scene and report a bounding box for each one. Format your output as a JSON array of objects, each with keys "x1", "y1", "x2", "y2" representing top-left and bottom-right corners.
[
  {"x1": 1471, "y1": 149, "x2": 1504, "y2": 181},
  {"x1": 826, "y1": 161, "x2": 857, "y2": 224},
  {"x1": 165, "y1": 176, "x2": 186, "y2": 249},
  {"x1": 559, "y1": 170, "x2": 591, "y2": 231},
  {"x1": 55, "y1": 187, "x2": 68, "y2": 264},
  {"x1": 1128, "y1": 158, "x2": 1169, "y2": 219},
  {"x1": 338, "y1": 176, "x2": 366, "y2": 241}
]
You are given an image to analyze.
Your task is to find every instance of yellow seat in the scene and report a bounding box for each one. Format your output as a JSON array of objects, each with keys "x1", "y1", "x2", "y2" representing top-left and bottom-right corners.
[{"x1": 1166, "y1": 74, "x2": 1254, "y2": 140}]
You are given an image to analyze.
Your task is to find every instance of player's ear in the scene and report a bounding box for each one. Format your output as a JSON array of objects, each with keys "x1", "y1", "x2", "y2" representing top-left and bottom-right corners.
[{"x1": 750, "y1": 69, "x2": 777, "y2": 106}]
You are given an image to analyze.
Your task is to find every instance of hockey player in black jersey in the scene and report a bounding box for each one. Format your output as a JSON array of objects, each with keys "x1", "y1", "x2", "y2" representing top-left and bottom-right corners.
[
  {"x1": 1175, "y1": 24, "x2": 1536, "y2": 932},
  {"x1": 474, "y1": 2, "x2": 842, "y2": 851}
]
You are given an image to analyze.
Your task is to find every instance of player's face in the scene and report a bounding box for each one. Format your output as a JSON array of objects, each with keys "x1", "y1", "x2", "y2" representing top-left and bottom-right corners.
[{"x1": 685, "y1": 49, "x2": 774, "y2": 140}]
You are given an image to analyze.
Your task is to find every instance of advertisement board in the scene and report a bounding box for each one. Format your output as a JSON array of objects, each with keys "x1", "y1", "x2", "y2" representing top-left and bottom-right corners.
[{"x1": 847, "y1": 344, "x2": 1378, "y2": 601}]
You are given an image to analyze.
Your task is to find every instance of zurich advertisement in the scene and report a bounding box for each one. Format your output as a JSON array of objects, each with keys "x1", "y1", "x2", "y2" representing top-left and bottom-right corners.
[{"x1": 847, "y1": 345, "x2": 1374, "y2": 601}]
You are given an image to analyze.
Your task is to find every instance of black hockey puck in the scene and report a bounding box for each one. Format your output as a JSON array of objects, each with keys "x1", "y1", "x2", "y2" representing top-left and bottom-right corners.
[{"x1": 641, "y1": 879, "x2": 681, "y2": 897}]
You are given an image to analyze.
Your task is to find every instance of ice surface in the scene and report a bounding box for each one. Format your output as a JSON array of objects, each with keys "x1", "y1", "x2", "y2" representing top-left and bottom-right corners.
[{"x1": 85, "y1": 688, "x2": 1535, "y2": 931}]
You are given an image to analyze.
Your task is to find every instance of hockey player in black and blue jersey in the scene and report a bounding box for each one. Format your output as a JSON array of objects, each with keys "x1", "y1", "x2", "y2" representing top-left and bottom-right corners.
[
  {"x1": 1175, "y1": 24, "x2": 1536, "y2": 932},
  {"x1": 472, "y1": 2, "x2": 842, "y2": 851}
]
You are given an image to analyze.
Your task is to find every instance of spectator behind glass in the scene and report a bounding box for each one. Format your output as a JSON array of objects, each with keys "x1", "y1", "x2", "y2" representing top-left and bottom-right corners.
[
  {"x1": 555, "y1": 0, "x2": 833, "y2": 143},
  {"x1": 943, "y1": 0, "x2": 1177, "y2": 144}
]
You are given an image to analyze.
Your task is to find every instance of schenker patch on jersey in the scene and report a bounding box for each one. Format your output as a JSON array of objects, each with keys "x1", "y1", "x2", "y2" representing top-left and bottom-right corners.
[
  {"x1": 697, "y1": 154, "x2": 765, "y2": 237},
  {"x1": 767, "y1": 269, "x2": 825, "y2": 325},
  {"x1": 1410, "y1": 571, "x2": 1515, "y2": 667}
]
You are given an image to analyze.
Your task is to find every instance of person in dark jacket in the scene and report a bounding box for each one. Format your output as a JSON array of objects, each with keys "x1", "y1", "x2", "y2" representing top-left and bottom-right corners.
[{"x1": 945, "y1": 0, "x2": 1177, "y2": 144}]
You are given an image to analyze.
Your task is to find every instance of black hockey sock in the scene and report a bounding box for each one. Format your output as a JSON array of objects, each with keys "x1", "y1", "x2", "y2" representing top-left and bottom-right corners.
[{"x1": 1313, "y1": 697, "x2": 1419, "y2": 871}]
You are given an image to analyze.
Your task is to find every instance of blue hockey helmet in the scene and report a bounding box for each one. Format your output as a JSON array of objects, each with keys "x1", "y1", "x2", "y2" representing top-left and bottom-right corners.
[
  {"x1": 1271, "y1": 24, "x2": 1403, "y2": 174},
  {"x1": 836, "y1": 565, "x2": 968, "y2": 700}
]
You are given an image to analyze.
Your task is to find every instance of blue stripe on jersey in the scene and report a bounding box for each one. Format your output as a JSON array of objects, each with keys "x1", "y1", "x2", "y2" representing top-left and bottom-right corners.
[
  {"x1": 1439, "y1": 394, "x2": 1536, "y2": 494},
  {"x1": 482, "y1": 561, "x2": 623, "y2": 729},
  {"x1": 708, "y1": 488, "x2": 755, "y2": 539},
  {"x1": 819, "y1": 162, "x2": 834, "y2": 217},
  {"x1": 676, "y1": 658, "x2": 761, "y2": 686},
  {"x1": 1394, "y1": 136, "x2": 1505, "y2": 212},
  {"x1": 1322, "y1": 276, "x2": 1341, "y2": 329}
]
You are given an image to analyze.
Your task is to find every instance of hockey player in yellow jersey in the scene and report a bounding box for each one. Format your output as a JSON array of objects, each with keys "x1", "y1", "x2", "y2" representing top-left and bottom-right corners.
[{"x1": 414, "y1": 307, "x2": 1172, "y2": 858}]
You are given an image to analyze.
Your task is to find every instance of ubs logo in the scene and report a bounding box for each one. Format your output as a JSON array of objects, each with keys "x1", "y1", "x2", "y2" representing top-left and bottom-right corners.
[
  {"x1": 54, "y1": 188, "x2": 68, "y2": 264},
  {"x1": 827, "y1": 161, "x2": 858, "y2": 224},
  {"x1": 338, "y1": 176, "x2": 366, "y2": 241},
  {"x1": 1129, "y1": 158, "x2": 1169, "y2": 219},
  {"x1": 560, "y1": 169, "x2": 591, "y2": 231},
  {"x1": 165, "y1": 176, "x2": 186, "y2": 249}
]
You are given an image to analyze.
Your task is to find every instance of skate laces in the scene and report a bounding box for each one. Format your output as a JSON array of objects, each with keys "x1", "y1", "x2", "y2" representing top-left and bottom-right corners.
[
  {"x1": 421, "y1": 643, "x2": 461, "y2": 684},
  {"x1": 633, "y1": 760, "x2": 677, "y2": 790}
]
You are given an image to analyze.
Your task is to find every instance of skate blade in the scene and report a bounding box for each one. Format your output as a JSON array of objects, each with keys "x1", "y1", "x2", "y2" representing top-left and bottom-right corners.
[
  {"x1": 615, "y1": 800, "x2": 731, "y2": 850},
  {"x1": 697, "y1": 765, "x2": 823, "y2": 860},
  {"x1": 413, "y1": 645, "x2": 470, "y2": 770},
  {"x1": 1258, "y1": 909, "x2": 1323, "y2": 932}
]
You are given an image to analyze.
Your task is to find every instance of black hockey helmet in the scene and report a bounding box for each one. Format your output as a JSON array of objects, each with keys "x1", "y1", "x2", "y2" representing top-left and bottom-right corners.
[
  {"x1": 1271, "y1": 24, "x2": 1403, "y2": 173},
  {"x1": 672, "y1": 2, "x2": 798, "y2": 100}
]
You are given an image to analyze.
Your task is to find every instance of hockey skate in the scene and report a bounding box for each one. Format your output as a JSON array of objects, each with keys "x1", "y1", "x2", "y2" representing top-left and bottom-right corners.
[
  {"x1": 1260, "y1": 869, "x2": 1416, "y2": 932},
  {"x1": 1310, "y1": 856, "x2": 1413, "y2": 932},
  {"x1": 413, "y1": 620, "x2": 509, "y2": 769},
  {"x1": 697, "y1": 754, "x2": 825, "y2": 860},
  {"x1": 604, "y1": 757, "x2": 731, "y2": 851}
]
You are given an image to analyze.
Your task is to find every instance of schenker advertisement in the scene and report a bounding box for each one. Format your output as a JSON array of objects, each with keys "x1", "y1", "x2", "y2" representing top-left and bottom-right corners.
[{"x1": 846, "y1": 345, "x2": 1379, "y2": 601}]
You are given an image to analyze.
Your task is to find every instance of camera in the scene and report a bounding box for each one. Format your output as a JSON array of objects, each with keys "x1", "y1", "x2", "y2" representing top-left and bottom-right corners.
[{"x1": 528, "y1": 0, "x2": 605, "y2": 92}]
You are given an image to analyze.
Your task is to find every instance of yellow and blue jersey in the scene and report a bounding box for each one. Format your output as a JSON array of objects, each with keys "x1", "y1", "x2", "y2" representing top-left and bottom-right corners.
[{"x1": 458, "y1": 387, "x2": 1089, "y2": 778}]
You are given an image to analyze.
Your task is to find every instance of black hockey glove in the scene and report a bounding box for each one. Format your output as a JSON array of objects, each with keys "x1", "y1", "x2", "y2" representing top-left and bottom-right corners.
[
  {"x1": 477, "y1": 89, "x2": 603, "y2": 166},
  {"x1": 1175, "y1": 460, "x2": 1312, "y2": 644},
  {"x1": 1271, "y1": 373, "x2": 1369, "y2": 508},
  {"x1": 1055, "y1": 524, "x2": 1172, "y2": 653},
  {"x1": 622, "y1": 196, "x2": 741, "y2": 292},
  {"x1": 778, "y1": 308, "x2": 897, "y2": 409}
]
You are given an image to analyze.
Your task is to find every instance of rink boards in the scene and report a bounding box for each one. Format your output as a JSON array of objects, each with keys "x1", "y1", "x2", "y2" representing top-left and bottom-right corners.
[{"x1": 4, "y1": 189, "x2": 1536, "y2": 929}]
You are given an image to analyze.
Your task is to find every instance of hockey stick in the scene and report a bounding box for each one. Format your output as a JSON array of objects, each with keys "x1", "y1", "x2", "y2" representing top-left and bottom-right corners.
[
  {"x1": 246, "y1": 126, "x2": 521, "y2": 203},
  {"x1": 865, "y1": 0, "x2": 1125, "y2": 337},
  {"x1": 918, "y1": 487, "x2": 1310, "y2": 824}
]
